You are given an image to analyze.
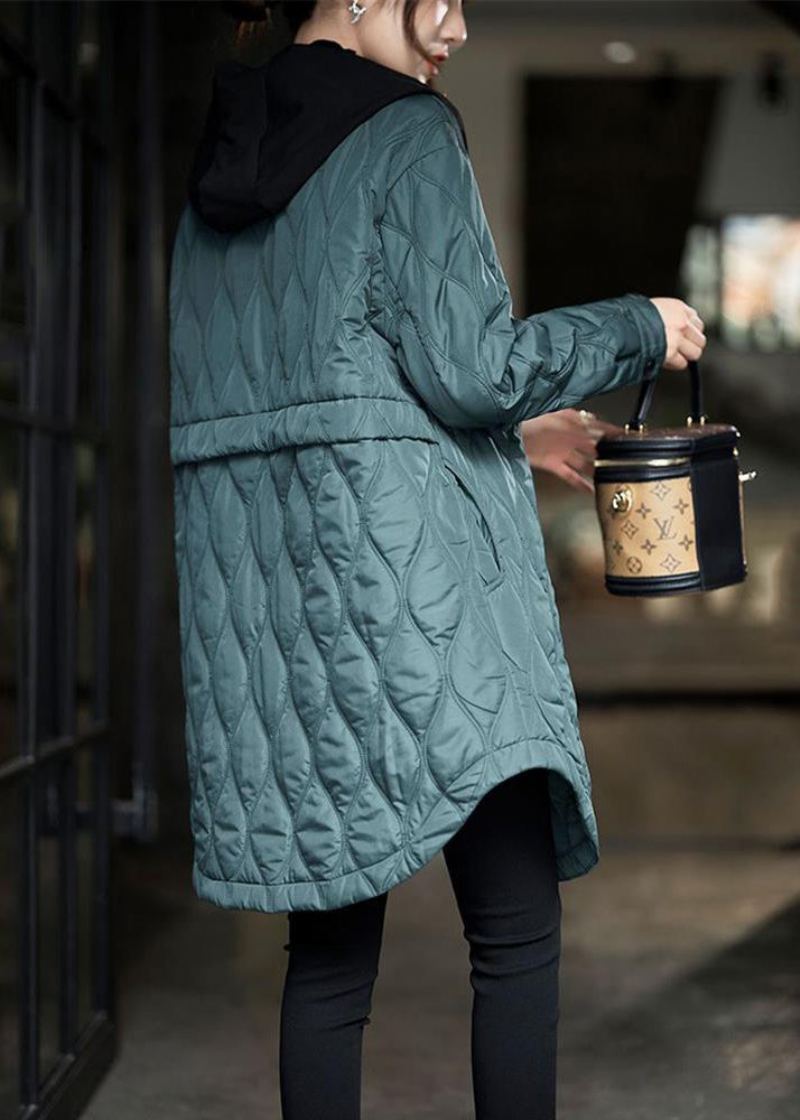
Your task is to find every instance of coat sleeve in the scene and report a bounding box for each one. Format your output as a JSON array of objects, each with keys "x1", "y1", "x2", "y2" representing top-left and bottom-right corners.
[{"x1": 377, "y1": 106, "x2": 668, "y2": 430}]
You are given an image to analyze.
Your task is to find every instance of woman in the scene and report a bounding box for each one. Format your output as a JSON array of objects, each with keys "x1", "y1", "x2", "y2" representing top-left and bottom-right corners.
[{"x1": 168, "y1": 1, "x2": 706, "y2": 1116}]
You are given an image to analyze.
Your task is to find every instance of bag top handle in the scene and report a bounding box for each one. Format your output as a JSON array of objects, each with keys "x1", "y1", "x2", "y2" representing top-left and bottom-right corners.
[{"x1": 625, "y1": 357, "x2": 706, "y2": 432}]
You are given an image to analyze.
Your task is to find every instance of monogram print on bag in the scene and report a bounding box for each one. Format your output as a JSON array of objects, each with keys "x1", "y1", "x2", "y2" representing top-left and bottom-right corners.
[
  {"x1": 597, "y1": 474, "x2": 699, "y2": 578},
  {"x1": 621, "y1": 518, "x2": 638, "y2": 539},
  {"x1": 653, "y1": 515, "x2": 677, "y2": 540}
]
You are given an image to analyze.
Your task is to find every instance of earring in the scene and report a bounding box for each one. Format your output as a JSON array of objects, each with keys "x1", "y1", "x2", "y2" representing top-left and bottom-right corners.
[{"x1": 348, "y1": 0, "x2": 366, "y2": 23}]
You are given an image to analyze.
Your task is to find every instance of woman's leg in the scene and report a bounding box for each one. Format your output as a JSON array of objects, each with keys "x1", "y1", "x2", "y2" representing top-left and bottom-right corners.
[
  {"x1": 279, "y1": 890, "x2": 388, "y2": 1120},
  {"x1": 443, "y1": 767, "x2": 562, "y2": 1120}
]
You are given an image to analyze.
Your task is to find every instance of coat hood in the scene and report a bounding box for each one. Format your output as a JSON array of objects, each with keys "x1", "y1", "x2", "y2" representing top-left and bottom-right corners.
[{"x1": 187, "y1": 38, "x2": 469, "y2": 233}]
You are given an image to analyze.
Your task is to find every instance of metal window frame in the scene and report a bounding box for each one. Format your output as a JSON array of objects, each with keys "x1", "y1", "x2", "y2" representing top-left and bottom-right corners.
[{"x1": 0, "y1": 2, "x2": 117, "y2": 1116}]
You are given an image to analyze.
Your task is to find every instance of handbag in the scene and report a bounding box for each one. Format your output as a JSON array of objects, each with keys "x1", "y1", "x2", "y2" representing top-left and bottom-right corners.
[{"x1": 593, "y1": 358, "x2": 757, "y2": 596}]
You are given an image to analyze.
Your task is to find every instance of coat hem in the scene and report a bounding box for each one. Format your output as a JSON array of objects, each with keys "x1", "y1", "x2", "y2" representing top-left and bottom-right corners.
[{"x1": 189, "y1": 735, "x2": 600, "y2": 914}]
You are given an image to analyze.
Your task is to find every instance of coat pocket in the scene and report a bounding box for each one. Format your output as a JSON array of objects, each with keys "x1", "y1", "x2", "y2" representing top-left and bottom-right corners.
[{"x1": 439, "y1": 456, "x2": 505, "y2": 592}]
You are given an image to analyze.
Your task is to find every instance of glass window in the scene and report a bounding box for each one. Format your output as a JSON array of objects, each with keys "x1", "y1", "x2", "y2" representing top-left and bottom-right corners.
[
  {"x1": 78, "y1": 1, "x2": 105, "y2": 133},
  {"x1": 76, "y1": 443, "x2": 97, "y2": 732},
  {"x1": 38, "y1": 103, "x2": 71, "y2": 417},
  {"x1": 0, "y1": 429, "x2": 21, "y2": 764},
  {"x1": 78, "y1": 149, "x2": 106, "y2": 424},
  {"x1": 76, "y1": 746, "x2": 97, "y2": 1032},
  {"x1": 36, "y1": 1, "x2": 78, "y2": 103},
  {"x1": 0, "y1": 787, "x2": 20, "y2": 1115},
  {"x1": 0, "y1": 60, "x2": 26, "y2": 404},
  {"x1": 37, "y1": 762, "x2": 63, "y2": 1083},
  {"x1": 0, "y1": 2, "x2": 32, "y2": 48}
]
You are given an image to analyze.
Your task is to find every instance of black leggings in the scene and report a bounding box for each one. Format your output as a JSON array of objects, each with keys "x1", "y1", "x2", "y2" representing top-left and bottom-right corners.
[{"x1": 279, "y1": 766, "x2": 562, "y2": 1120}]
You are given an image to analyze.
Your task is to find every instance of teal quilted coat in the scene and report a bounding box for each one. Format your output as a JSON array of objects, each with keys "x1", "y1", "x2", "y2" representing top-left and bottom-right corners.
[{"x1": 169, "y1": 80, "x2": 667, "y2": 913}]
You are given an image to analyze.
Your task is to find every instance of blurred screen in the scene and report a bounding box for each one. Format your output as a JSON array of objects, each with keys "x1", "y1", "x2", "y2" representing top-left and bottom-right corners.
[
  {"x1": 682, "y1": 216, "x2": 800, "y2": 351},
  {"x1": 721, "y1": 216, "x2": 800, "y2": 350}
]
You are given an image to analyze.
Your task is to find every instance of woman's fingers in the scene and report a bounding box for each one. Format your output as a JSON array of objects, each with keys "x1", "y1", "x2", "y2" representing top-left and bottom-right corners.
[
  {"x1": 581, "y1": 417, "x2": 620, "y2": 441},
  {"x1": 679, "y1": 334, "x2": 706, "y2": 362},
  {"x1": 648, "y1": 297, "x2": 708, "y2": 370},
  {"x1": 680, "y1": 307, "x2": 707, "y2": 362},
  {"x1": 565, "y1": 432, "x2": 602, "y2": 457},
  {"x1": 574, "y1": 447, "x2": 598, "y2": 473},
  {"x1": 524, "y1": 408, "x2": 619, "y2": 490},
  {"x1": 684, "y1": 321, "x2": 706, "y2": 347},
  {"x1": 567, "y1": 463, "x2": 595, "y2": 493},
  {"x1": 550, "y1": 458, "x2": 595, "y2": 493},
  {"x1": 568, "y1": 408, "x2": 619, "y2": 441}
]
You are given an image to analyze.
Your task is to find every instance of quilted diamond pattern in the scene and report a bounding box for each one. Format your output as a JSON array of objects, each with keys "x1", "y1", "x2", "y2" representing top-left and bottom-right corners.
[{"x1": 169, "y1": 93, "x2": 667, "y2": 912}]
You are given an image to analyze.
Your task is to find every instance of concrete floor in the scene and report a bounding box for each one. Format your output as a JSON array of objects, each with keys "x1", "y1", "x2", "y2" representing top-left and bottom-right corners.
[{"x1": 83, "y1": 834, "x2": 800, "y2": 1120}]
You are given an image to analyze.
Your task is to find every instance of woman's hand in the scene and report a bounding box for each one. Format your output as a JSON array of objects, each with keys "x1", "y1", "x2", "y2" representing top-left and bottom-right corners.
[
  {"x1": 648, "y1": 297, "x2": 707, "y2": 370},
  {"x1": 522, "y1": 299, "x2": 708, "y2": 491},
  {"x1": 521, "y1": 409, "x2": 622, "y2": 494}
]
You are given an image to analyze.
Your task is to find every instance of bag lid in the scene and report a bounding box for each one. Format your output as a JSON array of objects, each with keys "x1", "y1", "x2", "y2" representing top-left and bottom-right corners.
[
  {"x1": 597, "y1": 356, "x2": 740, "y2": 457},
  {"x1": 596, "y1": 422, "x2": 739, "y2": 458}
]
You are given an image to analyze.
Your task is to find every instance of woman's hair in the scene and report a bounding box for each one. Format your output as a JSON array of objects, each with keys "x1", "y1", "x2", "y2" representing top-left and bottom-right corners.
[{"x1": 219, "y1": 1, "x2": 432, "y2": 63}]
